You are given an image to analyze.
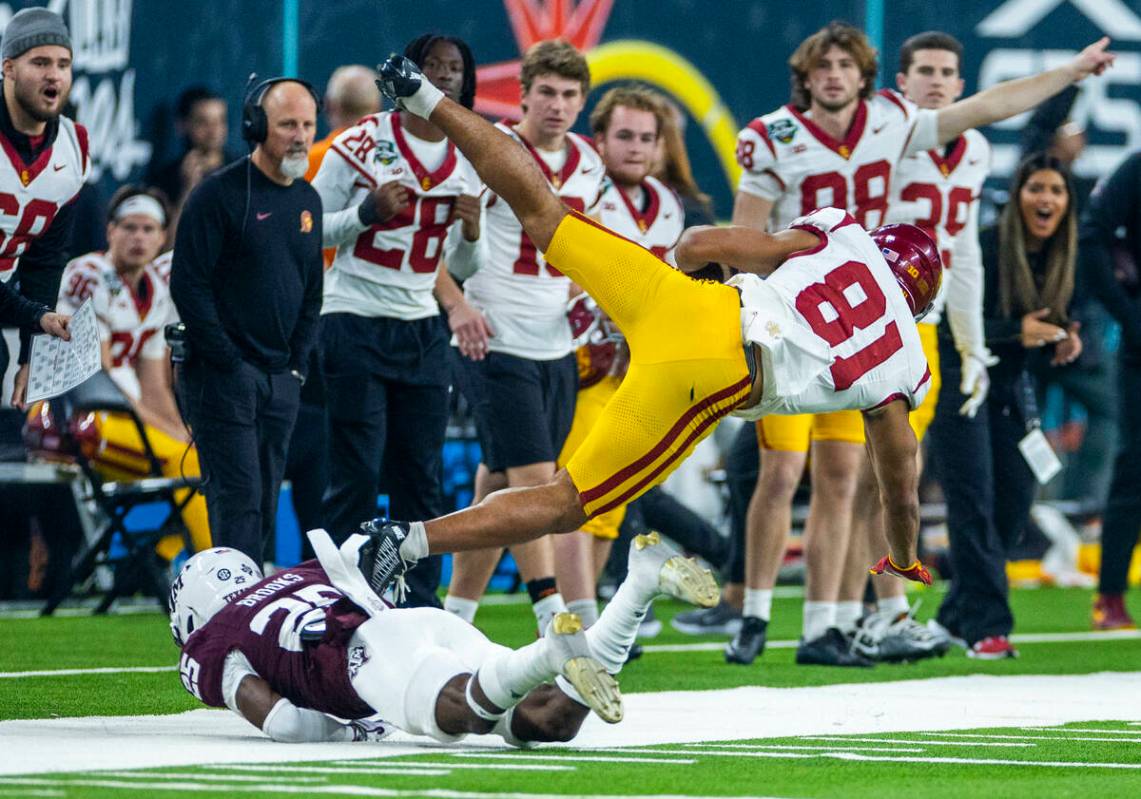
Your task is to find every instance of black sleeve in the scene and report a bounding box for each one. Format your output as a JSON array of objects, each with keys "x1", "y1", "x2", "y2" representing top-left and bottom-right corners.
[
  {"x1": 0, "y1": 278, "x2": 48, "y2": 329},
  {"x1": 288, "y1": 197, "x2": 323, "y2": 376},
  {"x1": 14, "y1": 200, "x2": 77, "y2": 363},
  {"x1": 1019, "y1": 86, "x2": 1079, "y2": 159},
  {"x1": 169, "y1": 179, "x2": 243, "y2": 370},
  {"x1": 1078, "y1": 153, "x2": 1141, "y2": 352},
  {"x1": 980, "y1": 227, "x2": 1022, "y2": 343}
]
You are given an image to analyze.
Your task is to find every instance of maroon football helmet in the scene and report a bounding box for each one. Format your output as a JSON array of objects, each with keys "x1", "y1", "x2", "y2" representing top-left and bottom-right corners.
[{"x1": 870, "y1": 223, "x2": 943, "y2": 320}]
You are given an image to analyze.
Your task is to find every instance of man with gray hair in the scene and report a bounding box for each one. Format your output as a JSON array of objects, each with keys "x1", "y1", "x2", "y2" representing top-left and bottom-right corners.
[{"x1": 0, "y1": 6, "x2": 89, "y2": 407}]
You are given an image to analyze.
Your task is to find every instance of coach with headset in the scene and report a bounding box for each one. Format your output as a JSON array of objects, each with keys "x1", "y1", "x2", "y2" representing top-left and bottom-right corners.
[{"x1": 170, "y1": 76, "x2": 324, "y2": 565}]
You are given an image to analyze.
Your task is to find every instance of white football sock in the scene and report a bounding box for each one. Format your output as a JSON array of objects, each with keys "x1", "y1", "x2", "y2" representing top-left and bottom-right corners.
[
  {"x1": 532, "y1": 593, "x2": 567, "y2": 637},
  {"x1": 802, "y1": 600, "x2": 836, "y2": 641},
  {"x1": 399, "y1": 521, "x2": 429, "y2": 561},
  {"x1": 583, "y1": 575, "x2": 653, "y2": 675},
  {"x1": 835, "y1": 600, "x2": 864, "y2": 631},
  {"x1": 743, "y1": 588, "x2": 772, "y2": 621},
  {"x1": 443, "y1": 595, "x2": 479, "y2": 624},
  {"x1": 476, "y1": 634, "x2": 564, "y2": 711},
  {"x1": 877, "y1": 594, "x2": 910, "y2": 617},
  {"x1": 566, "y1": 598, "x2": 599, "y2": 628}
]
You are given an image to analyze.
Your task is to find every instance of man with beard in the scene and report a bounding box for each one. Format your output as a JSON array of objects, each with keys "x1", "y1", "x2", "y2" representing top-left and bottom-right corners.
[
  {"x1": 0, "y1": 7, "x2": 89, "y2": 408},
  {"x1": 170, "y1": 77, "x2": 323, "y2": 565}
]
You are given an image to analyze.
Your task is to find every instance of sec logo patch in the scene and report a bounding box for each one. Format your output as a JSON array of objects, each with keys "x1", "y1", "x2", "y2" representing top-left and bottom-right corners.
[{"x1": 300, "y1": 210, "x2": 313, "y2": 233}]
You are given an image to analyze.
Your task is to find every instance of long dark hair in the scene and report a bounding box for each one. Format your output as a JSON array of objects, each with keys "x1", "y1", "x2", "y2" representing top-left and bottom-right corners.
[
  {"x1": 403, "y1": 34, "x2": 477, "y2": 110},
  {"x1": 998, "y1": 152, "x2": 1077, "y2": 324}
]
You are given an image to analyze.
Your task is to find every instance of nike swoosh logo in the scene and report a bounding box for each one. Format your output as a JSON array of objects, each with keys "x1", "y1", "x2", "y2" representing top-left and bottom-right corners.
[
  {"x1": 256, "y1": 212, "x2": 272, "y2": 221},
  {"x1": 52, "y1": 164, "x2": 65, "y2": 171}
]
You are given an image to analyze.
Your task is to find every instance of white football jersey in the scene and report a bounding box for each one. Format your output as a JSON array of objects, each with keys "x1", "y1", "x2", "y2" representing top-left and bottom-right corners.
[
  {"x1": 887, "y1": 129, "x2": 990, "y2": 325},
  {"x1": 736, "y1": 90, "x2": 938, "y2": 231},
  {"x1": 314, "y1": 111, "x2": 481, "y2": 320},
  {"x1": 0, "y1": 117, "x2": 90, "y2": 282},
  {"x1": 731, "y1": 208, "x2": 930, "y2": 420},
  {"x1": 596, "y1": 175, "x2": 684, "y2": 255},
  {"x1": 58, "y1": 251, "x2": 175, "y2": 401},
  {"x1": 463, "y1": 124, "x2": 605, "y2": 360}
]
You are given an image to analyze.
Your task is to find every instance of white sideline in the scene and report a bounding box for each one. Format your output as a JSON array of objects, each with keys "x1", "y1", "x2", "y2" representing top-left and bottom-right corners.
[{"x1": 1, "y1": 672, "x2": 1140, "y2": 775}]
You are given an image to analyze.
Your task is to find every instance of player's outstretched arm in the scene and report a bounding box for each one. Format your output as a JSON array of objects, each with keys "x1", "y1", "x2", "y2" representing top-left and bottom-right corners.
[
  {"x1": 377, "y1": 56, "x2": 567, "y2": 253},
  {"x1": 233, "y1": 673, "x2": 386, "y2": 743},
  {"x1": 934, "y1": 37, "x2": 1114, "y2": 145},
  {"x1": 675, "y1": 225, "x2": 817, "y2": 276},
  {"x1": 862, "y1": 400, "x2": 928, "y2": 583}
]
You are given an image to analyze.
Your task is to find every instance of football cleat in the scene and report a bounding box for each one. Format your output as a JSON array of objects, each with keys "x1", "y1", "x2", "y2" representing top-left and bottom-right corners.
[
  {"x1": 671, "y1": 601, "x2": 743, "y2": 636},
  {"x1": 852, "y1": 604, "x2": 950, "y2": 662},
  {"x1": 348, "y1": 518, "x2": 417, "y2": 601},
  {"x1": 796, "y1": 627, "x2": 874, "y2": 668},
  {"x1": 548, "y1": 612, "x2": 623, "y2": 724},
  {"x1": 869, "y1": 555, "x2": 933, "y2": 586},
  {"x1": 724, "y1": 616, "x2": 768, "y2": 665},
  {"x1": 376, "y1": 55, "x2": 424, "y2": 107},
  {"x1": 630, "y1": 532, "x2": 719, "y2": 608}
]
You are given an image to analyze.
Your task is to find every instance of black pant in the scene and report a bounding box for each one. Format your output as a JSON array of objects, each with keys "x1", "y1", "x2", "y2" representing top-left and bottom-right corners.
[
  {"x1": 179, "y1": 360, "x2": 301, "y2": 564},
  {"x1": 930, "y1": 337, "x2": 1038, "y2": 644},
  {"x1": 1099, "y1": 353, "x2": 1141, "y2": 594},
  {"x1": 321, "y1": 313, "x2": 449, "y2": 608},
  {"x1": 723, "y1": 421, "x2": 759, "y2": 585},
  {"x1": 284, "y1": 400, "x2": 329, "y2": 561}
]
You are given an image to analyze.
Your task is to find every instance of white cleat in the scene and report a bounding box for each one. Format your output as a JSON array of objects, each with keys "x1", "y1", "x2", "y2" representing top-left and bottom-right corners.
[
  {"x1": 631, "y1": 532, "x2": 719, "y2": 608},
  {"x1": 548, "y1": 612, "x2": 623, "y2": 724}
]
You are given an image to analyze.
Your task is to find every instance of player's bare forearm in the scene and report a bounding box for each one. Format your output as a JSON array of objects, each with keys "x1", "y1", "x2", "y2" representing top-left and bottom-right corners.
[
  {"x1": 863, "y1": 402, "x2": 920, "y2": 565},
  {"x1": 427, "y1": 97, "x2": 565, "y2": 251},
  {"x1": 936, "y1": 37, "x2": 1114, "y2": 143},
  {"x1": 676, "y1": 226, "x2": 816, "y2": 276},
  {"x1": 234, "y1": 674, "x2": 280, "y2": 730}
]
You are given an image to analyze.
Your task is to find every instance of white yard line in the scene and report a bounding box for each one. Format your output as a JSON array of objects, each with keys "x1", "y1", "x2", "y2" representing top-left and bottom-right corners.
[
  {"x1": 454, "y1": 753, "x2": 695, "y2": 765},
  {"x1": 0, "y1": 665, "x2": 175, "y2": 679},
  {"x1": 222, "y1": 763, "x2": 574, "y2": 773},
  {"x1": 824, "y1": 752, "x2": 1141, "y2": 769},
  {"x1": 99, "y1": 771, "x2": 330, "y2": 782},
  {"x1": 4, "y1": 673, "x2": 1141, "y2": 775},
  {"x1": 1023, "y1": 727, "x2": 1141, "y2": 734},
  {"x1": 685, "y1": 743, "x2": 928, "y2": 753},
  {"x1": 803, "y1": 736, "x2": 1032, "y2": 747},
  {"x1": 918, "y1": 732, "x2": 1141, "y2": 743}
]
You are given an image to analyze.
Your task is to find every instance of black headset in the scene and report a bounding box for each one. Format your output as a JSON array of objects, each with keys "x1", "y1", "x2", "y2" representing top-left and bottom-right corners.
[{"x1": 240, "y1": 73, "x2": 322, "y2": 145}]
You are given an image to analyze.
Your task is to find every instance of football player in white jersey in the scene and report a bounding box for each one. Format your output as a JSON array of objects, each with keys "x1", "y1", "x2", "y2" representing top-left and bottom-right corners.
[
  {"x1": 312, "y1": 34, "x2": 488, "y2": 609},
  {"x1": 846, "y1": 32, "x2": 994, "y2": 663},
  {"x1": 0, "y1": 8, "x2": 90, "y2": 408},
  {"x1": 725, "y1": 23, "x2": 1113, "y2": 668},
  {"x1": 444, "y1": 41, "x2": 604, "y2": 636},
  {"x1": 554, "y1": 86, "x2": 684, "y2": 628},
  {"x1": 38, "y1": 186, "x2": 211, "y2": 556},
  {"x1": 341, "y1": 51, "x2": 1113, "y2": 606}
]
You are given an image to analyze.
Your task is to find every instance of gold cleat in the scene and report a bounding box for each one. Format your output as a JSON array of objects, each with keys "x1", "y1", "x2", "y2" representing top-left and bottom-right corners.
[
  {"x1": 548, "y1": 611, "x2": 624, "y2": 724},
  {"x1": 633, "y1": 533, "x2": 720, "y2": 608}
]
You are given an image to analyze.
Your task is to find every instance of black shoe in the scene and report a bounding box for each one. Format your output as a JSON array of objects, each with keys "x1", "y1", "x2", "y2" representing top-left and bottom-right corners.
[
  {"x1": 625, "y1": 642, "x2": 644, "y2": 663},
  {"x1": 377, "y1": 55, "x2": 424, "y2": 104},
  {"x1": 724, "y1": 616, "x2": 768, "y2": 665},
  {"x1": 671, "y1": 600, "x2": 742, "y2": 636},
  {"x1": 796, "y1": 627, "x2": 874, "y2": 667},
  {"x1": 352, "y1": 518, "x2": 414, "y2": 596}
]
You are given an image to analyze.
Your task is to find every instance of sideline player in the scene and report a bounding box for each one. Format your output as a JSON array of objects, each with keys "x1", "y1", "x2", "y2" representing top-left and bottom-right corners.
[
  {"x1": 554, "y1": 85, "x2": 684, "y2": 627},
  {"x1": 0, "y1": 7, "x2": 89, "y2": 408},
  {"x1": 171, "y1": 529, "x2": 716, "y2": 743},
  {"x1": 349, "y1": 38, "x2": 1113, "y2": 596},
  {"x1": 443, "y1": 40, "x2": 605, "y2": 635},
  {"x1": 313, "y1": 33, "x2": 488, "y2": 608},
  {"x1": 846, "y1": 31, "x2": 994, "y2": 663},
  {"x1": 27, "y1": 186, "x2": 212, "y2": 557}
]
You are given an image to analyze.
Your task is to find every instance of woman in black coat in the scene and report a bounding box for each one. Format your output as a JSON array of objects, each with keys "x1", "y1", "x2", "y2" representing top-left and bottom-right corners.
[{"x1": 930, "y1": 152, "x2": 1081, "y2": 659}]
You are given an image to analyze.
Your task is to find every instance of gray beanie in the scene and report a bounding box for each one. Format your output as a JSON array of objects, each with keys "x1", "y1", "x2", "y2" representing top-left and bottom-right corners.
[{"x1": 1, "y1": 7, "x2": 72, "y2": 60}]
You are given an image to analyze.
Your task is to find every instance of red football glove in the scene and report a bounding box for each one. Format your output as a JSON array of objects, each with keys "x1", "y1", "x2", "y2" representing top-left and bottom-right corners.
[{"x1": 869, "y1": 555, "x2": 932, "y2": 586}]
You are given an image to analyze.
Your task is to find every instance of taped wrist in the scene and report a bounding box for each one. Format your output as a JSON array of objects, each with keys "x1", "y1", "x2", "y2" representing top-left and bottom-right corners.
[{"x1": 261, "y1": 697, "x2": 353, "y2": 743}]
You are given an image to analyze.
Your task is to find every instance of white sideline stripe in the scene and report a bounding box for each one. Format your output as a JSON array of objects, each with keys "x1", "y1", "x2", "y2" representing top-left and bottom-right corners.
[
  {"x1": 4, "y1": 629, "x2": 1137, "y2": 678},
  {"x1": 645, "y1": 628, "x2": 1141, "y2": 653},
  {"x1": 919, "y1": 732, "x2": 1141, "y2": 743},
  {"x1": 685, "y1": 743, "x2": 928, "y2": 753},
  {"x1": 454, "y1": 753, "x2": 695, "y2": 765},
  {"x1": 0, "y1": 791, "x2": 63, "y2": 797},
  {"x1": 100, "y1": 771, "x2": 330, "y2": 782},
  {"x1": 823, "y1": 752, "x2": 1141, "y2": 769},
  {"x1": 0, "y1": 665, "x2": 175, "y2": 679},
  {"x1": 1025, "y1": 727, "x2": 1141, "y2": 734},
  {"x1": 804, "y1": 736, "x2": 1031, "y2": 747},
  {"x1": 0, "y1": 779, "x2": 789, "y2": 799},
  {"x1": 222, "y1": 763, "x2": 573, "y2": 774}
]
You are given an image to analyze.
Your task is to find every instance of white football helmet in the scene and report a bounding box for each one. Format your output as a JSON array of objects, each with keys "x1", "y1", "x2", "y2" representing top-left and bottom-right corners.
[{"x1": 169, "y1": 547, "x2": 262, "y2": 646}]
